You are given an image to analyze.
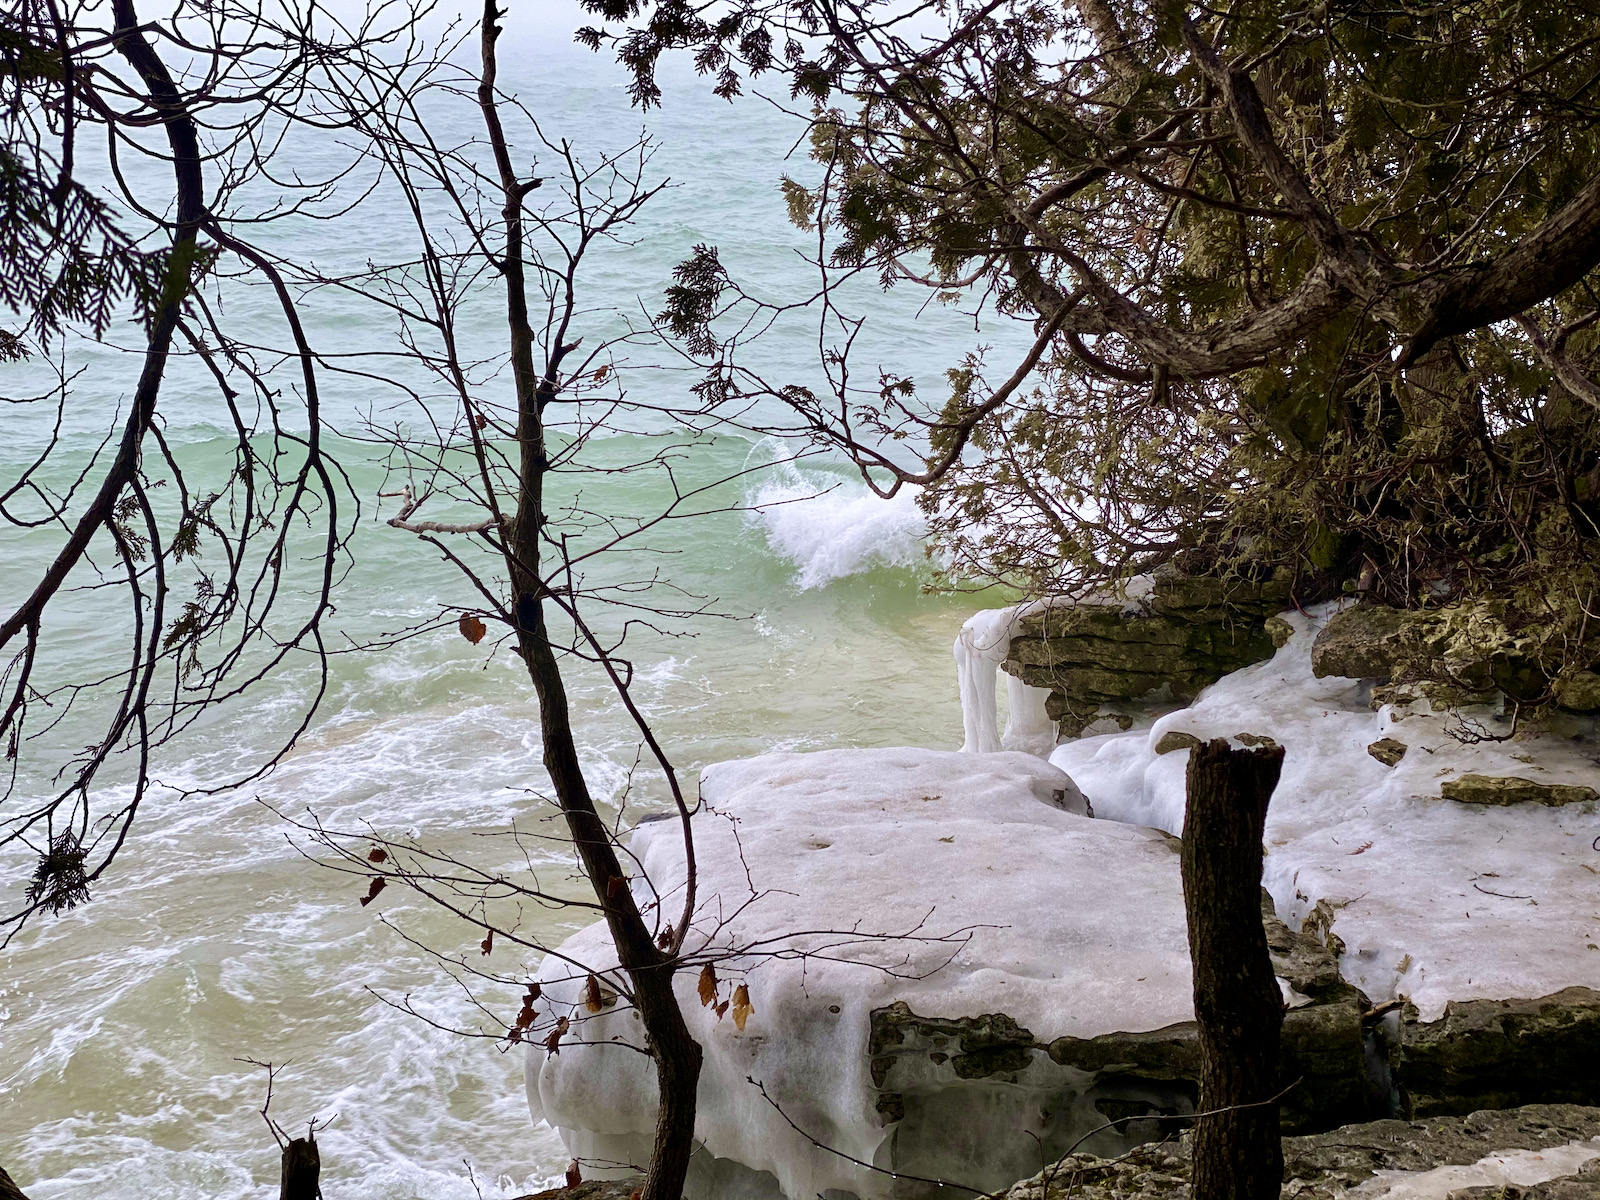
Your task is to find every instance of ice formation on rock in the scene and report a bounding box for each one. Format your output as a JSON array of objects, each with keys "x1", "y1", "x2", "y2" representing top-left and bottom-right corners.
[
  {"x1": 1049, "y1": 603, "x2": 1600, "y2": 1023},
  {"x1": 954, "y1": 603, "x2": 1058, "y2": 756},
  {"x1": 524, "y1": 748, "x2": 1215, "y2": 1200},
  {"x1": 1347, "y1": 1138, "x2": 1600, "y2": 1200}
]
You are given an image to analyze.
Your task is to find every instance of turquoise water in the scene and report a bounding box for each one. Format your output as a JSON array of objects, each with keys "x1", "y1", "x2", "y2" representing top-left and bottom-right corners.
[{"x1": 0, "y1": 23, "x2": 1024, "y2": 1198}]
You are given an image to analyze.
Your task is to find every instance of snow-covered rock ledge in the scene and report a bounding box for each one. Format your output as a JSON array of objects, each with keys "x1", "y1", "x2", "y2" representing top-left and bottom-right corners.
[
  {"x1": 525, "y1": 749, "x2": 1369, "y2": 1199},
  {"x1": 527, "y1": 602, "x2": 1600, "y2": 1199}
]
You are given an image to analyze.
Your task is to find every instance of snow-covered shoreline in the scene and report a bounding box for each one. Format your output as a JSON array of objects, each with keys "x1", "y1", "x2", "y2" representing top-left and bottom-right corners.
[{"x1": 525, "y1": 597, "x2": 1600, "y2": 1199}]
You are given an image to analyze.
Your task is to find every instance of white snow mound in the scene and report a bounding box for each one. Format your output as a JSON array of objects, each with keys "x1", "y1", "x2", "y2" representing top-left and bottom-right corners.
[{"x1": 525, "y1": 747, "x2": 1197, "y2": 1200}]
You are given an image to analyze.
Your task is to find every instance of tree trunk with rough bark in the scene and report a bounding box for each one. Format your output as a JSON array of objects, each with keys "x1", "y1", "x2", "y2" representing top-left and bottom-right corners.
[{"x1": 1181, "y1": 738, "x2": 1286, "y2": 1200}]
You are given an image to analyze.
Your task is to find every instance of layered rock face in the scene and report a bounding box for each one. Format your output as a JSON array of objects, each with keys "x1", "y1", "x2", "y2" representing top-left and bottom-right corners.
[
  {"x1": 1000, "y1": 568, "x2": 1294, "y2": 735},
  {"x1": 1051, "y1": 604, "x2": 1600, "y2": 1127},
  {"x1": 526, "y1": 603, "x2": 1600, "y2": 1200}
]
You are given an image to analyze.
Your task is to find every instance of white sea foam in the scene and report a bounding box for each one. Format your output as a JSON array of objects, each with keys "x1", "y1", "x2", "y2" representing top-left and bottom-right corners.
[{"x1": 747, "y1": 462, "x2": 926, "y2": 590}]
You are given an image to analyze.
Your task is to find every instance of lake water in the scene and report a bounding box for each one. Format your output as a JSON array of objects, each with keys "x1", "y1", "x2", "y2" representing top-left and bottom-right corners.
[{"x1": 0, "y1": 15, "x2": 1025, "y2": 1198}]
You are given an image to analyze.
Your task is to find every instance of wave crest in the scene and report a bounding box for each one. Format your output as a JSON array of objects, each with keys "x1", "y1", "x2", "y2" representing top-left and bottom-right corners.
[{"x1": 748, "y1": 462, "x2": 926, "y2": 589}]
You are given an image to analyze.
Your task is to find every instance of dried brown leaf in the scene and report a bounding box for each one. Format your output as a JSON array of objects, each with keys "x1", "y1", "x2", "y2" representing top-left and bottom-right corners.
[
  {"x1": 359, "y1": 877, "x2": 386, "y2": 907},
  {"x1": 458, "y1": 613, "x2": 487, "y2": 644},
  {"x1": 367, "y1": 847, "x2": 388, "y2": 864},
  {"x1": 584, "y1": 974, "x2": 604, "y2": 1013},
  {"x1": 544, "y1": 1015, "x2": 569, "y2": 1055},
  {"x1": 480, "y1": 929, "x2": 493, "y2": 956},
  {"x1": 697, "y1": 963, "x2": 718, "y2": 1007},
  {"x1": 731, "y1": 983, "x2": 753, "y2": 1031}
]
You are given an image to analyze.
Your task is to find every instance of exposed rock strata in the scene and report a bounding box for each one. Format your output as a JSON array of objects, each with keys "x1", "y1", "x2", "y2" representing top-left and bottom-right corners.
[
  {"x1": 1001, "y1": 569, "x2": 1294, "y2": 735},
  {"x1": 1440, "y1": 775, "x2": 1600, "y2": 807},
  {"x1": 1391, "y1": 989, "x2": 1600, "y2": 1118}
]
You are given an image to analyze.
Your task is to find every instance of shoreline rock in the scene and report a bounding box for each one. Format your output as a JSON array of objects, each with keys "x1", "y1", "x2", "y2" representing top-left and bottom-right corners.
[
  {"x1": 1000, "y1": 568, "x2": 1293, "y2": 736},
  {"x1": 996, "y1": 1104, "x2": 1600, "y2": 1200}
]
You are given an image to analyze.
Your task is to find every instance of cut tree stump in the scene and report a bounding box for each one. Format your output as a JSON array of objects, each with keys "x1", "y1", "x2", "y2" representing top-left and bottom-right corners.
[
  {"x1": 280, "y1": 1134, "x2": 321, "y2": 1200},
  {"x1": 1182, "y1": 738, "x2": 1286, "y2": 1200}
]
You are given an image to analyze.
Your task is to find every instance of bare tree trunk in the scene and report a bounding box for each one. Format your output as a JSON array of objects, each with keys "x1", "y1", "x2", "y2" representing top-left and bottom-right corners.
[
  {"x1": 1181, "y1": 739, "x2": 1285, "y2": 1200},
  {"x1": 279, "y1": 1134, "x2": 321, "y2": 1200},
  {"x1": 471, "y1": 4, "x2": 703, "y2": 1195}
]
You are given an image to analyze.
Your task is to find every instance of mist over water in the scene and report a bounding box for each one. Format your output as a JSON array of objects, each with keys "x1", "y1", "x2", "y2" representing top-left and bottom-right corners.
[{"x1": 0, "y1": 29, "x2": 1024, "y2": 1199}]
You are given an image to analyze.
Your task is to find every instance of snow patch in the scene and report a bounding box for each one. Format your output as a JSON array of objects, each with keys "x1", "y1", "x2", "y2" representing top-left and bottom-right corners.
[
  {"x1": 1349, "y1": 1138, "x2": 1600, "y2": 1199},
  {"x1": 1049, "y1": 602, "x2": 1600, "y2": 1022}
]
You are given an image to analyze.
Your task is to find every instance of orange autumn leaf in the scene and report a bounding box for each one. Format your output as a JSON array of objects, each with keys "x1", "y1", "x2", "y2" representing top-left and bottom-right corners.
[
  {"x1": 584, "y1": 974, "x2": 604, "y2": 1013},
  {"x1": 697, "y1": 963, "x2": 718, "y2": 1007},
  {"x1": 458, "y1": 613, "x2": 487, "y2": 644},
  {"x1": 731, "y1": 983, "x2": 753, "y2": 1031}
]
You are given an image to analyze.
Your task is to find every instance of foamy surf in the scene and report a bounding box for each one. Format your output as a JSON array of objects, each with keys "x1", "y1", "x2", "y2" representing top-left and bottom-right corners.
[{"x1": 747, "y1": 461, "x2": 926, "y2": 590}]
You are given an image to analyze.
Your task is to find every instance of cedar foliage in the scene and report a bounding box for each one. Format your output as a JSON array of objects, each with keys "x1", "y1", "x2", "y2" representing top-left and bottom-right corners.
[{"x1": 599, "y1": 0, "x2": 1600, "y2": 691}]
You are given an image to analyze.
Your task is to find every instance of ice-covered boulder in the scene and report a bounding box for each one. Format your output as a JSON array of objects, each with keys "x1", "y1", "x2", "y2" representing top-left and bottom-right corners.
[
  {"x1": 523, "y1": 748, "x2": 1365, "y2": 1200},
  {"x1": 1050, "y1": 602, "x2": 1600, "y2": 1116}
]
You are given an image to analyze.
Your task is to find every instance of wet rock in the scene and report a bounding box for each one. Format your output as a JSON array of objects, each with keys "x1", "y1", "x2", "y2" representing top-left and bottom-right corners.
[
  {"x1": 994, "y1": 1104, "x2": 1600, "y2": 1200},
  {"x1": 1367, "y1": 738, "x2": 1408, "y2": 766},
  {"x1": 1393, "y1": 989, "x2": 1600, "y2": 1118},
  {"x1": 1440, "y1": 774, "x2": 1600, "y2": 807},
  {"x1": 1003, "y1": 568, "x2": 1293, "y2": 735}
]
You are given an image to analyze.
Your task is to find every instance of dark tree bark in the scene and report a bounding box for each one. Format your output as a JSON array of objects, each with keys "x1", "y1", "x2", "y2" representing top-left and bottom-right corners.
[
  {"x1": 1181, "y1": 739, "x2": 1286, "y2": 1200},
  {"x1": 279, "y1": 1134, "x2": 320, "y2": 1200},
  {"x1": 0, "y1": 1164, "x2": 32, "y2": 1200}
]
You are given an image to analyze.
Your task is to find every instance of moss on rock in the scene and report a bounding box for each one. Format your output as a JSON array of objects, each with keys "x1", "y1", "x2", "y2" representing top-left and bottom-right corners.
[
  {"x1": 1441, "y1": 775, "x2": 1600, "y2": 807},
  {"x1": 1310, "y1": 600, "x2": 1581, "y2": 703},
  {"x1": 1395, "y1": 989, "x2": 1600, "y2": 1117}
]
